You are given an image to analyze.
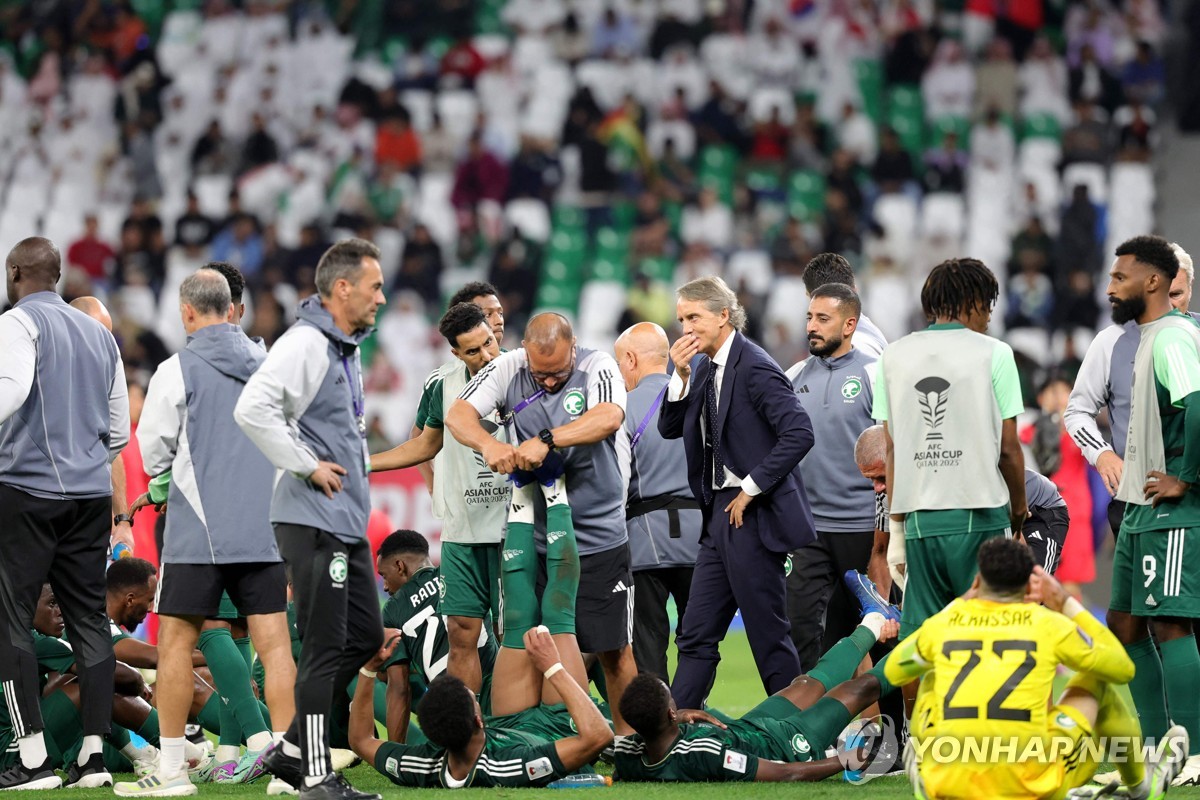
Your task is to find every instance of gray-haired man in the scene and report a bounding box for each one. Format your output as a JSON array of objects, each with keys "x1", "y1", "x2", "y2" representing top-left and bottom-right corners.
[
  {"x1": 236, "y1": 239, "x2": 386, "y2": 800},
  {"x1": 115, "y1": 270, "x2": 296, "y2": 797}
]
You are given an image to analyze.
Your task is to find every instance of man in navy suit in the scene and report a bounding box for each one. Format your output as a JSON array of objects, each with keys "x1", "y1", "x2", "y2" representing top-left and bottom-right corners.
[{"x1": 659, "y1": 276, "x2": 818, "y2": 708}]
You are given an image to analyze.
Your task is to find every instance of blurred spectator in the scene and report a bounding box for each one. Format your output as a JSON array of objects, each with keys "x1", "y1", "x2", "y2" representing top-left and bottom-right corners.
[
  {"x1": 125, "y1": 115, "x2": 162, "y2": 200},
  {"x1": 1005, "y1": 252, "x2": 1055, "y2": 329},
  {"x1": 653, "y1": 137, "x2": 697, "y2": 202},
  {"x1": 749, "y1": 17, "x2": 801, "y2": 87},
  {"x1": 367, "y1": 161, "x2": 416, "y2": 227},
  {"x1": 241, "y1": 112, "x2": 280, "y2": 174},
  {"x1": 394, "y1": 38, "x2": 440, "y2": 91},
  {"x1": 1061, "y1": 100, "x2": 1113, "y2": 167},
  {"x1": 749, "y1": 107, "x2": 789, "y2": 162},
  {"x1": 1114, "y1": 102, "x2": 1156, "y2": 159},
  {"x1": 591, "y1": 7, "x2": 641, "y2": 58},
  {"x1": 1053, "y1": 270, "x2": 1102, "y2": 333},
  {"x1": 551, "y1": 13, "x2": 590, "y2": 65},
  {"x1": 1125, "y1": 0, "x2": 1166, "y2": 48},
  {"x1": 191, "y1": 120, "x2": 239, "y2": 176},
  {"x1": 826, "y1": 149, "x2": 866, "y2": 214},
  {"x1": 1122, "y1": 41, "x2": 1166, "y2": 107},
  {"x1": 871, "y1": 126, "x2": 915, "y2": 193},
  {"x1": 837, "y1": 101, "x2": 877, "y2": 165},
  {"x1": 211, "y1": 213, "x2": 265, "y2": 281},
  {"x1": 1068, "y1": 44, "x2": 1122, "y2": 112},
  {"x1": 691, "y1": 80, "x2": 746, "y2": 150},
  {"x1": 1019, "y1": 36, "x2": 1071, "y2": 123},
  {"x1": 1066, "y1": 1, "x2": 1118, "y2": 68},
  {"x1": 883, "y1": 0, "x2": 932, "y2": 84},
  {"x1": 922, "y1": 131, "x2": 968, "y2": 194},
  {"x1": 1057, "y1": 184, "x2": 1102, "y2": 275},
  {"x1": 1010, "y1": 216, "x2": 1057, "y2": 280},
  {"x1": 375, "y1": 107, "x2": 422, "y2": 173},
  {"x1": 451, "y1": 131, "x2": 509, "y2": 222},
  {"x1": 631, "y1": 191, "x2": 671, "y2": 258},
  {"x1": 67, "y1": 214, "x2": 117, "y2": 284},
  {"x1": 622, "y1": 272, "x2": 676, "y2": 329},
  {"x1": 922, "y1": 39, "x2": 976, "y2": 120},
  {"x1": 974, "y1": 38, "x2": 1018, "y2": 118},
  {"x1": 174, "y1": 192, "x2": 216, "y2": 249},
  {"x1": 506, "y1": 135, "x2": 563, "y2": 205},
  {"x1": 440, "y1": 35, "x2": 487, "y2": 89},
  {"x1": 392, "y1": 223, "x2": 443, "y2": 308},
  {"x1": 680, "y1": 186, "x2": 733, "y2": 250},
  {"x1": 489, "y1": 232, "x2": 540, "y2": 328}
]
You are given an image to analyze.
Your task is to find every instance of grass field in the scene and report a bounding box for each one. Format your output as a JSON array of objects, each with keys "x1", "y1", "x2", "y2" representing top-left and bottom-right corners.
[{"x1": 43, "y1": 627, "x2": 1200, "y2": 799}]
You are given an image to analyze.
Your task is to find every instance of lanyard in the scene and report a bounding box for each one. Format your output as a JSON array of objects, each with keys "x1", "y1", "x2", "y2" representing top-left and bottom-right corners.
[
  {"x1": 500, "y1": 388, "x2": 546, "y2": 425},
  {"x1": 341, "y1": 353, "x2": 365, "y2": 435},
  {"x1": 630, "y1": 385, "x2": 668, "y2": 450}
]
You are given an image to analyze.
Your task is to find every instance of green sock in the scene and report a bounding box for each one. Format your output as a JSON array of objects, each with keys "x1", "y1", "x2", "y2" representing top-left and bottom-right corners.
[
  {"x1": 1071, "y1": 672, "x2": 1146, "y2": 788},
  {"x1": 1126, "y1": 637, "x2": 1170, "y2": 745},
  {"x1": 197, "y1": 692, "x2": 223, "y2": 736},
  {"x1": 198, "y1": 628, "x2": 270, "y2": 742},
  {"x1": 108, "y1": 725, "x2": 132, "y2": 749},
  {"x1": 1161, "y1": 635, "x2": 1200, "y2": 755},
  {"x1": 808, "y1": 626, "x2": 876, "y2": 691},
  {"x1": 541, "y1": 478, "x2": 579, "y2": 637},
  {"x1": 137, "y1": 709, "x2": 160, "y2": 748},
  {"x1": 501, "y1": 483, "x2": 539, "y2": 649},
  {"x1": 866, "y1": 653, "x2": 897, "y2": 697}
]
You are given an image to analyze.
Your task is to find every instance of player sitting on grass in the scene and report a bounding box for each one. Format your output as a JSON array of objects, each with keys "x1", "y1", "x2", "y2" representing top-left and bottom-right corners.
[
  {"x1": 889, "y1": 537, "x2": 1187, "y2": 800},
  {"x1": 348, "y1": 626, "x2": 612, "y2": 787},
  {"x1": 613, "y1": 603, "x2": 900, "y2": 782}
]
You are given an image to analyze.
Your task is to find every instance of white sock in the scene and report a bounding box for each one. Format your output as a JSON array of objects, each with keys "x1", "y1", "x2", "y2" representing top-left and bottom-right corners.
[
  {"x1": 78, "y1": 734, "x2": 103, "y2": 764},
  {"x1": 272, "y1": 732, "x2": 286, "y2": 744},
  {"x1": 161, "y1": 737, "x2": 186, "y2": 777},
  {"x1": 247, "y1": 732, "x2": 273, "y2": 752},
  {"x1": 541, "y1": 476, "x2": 569, "y2": 506},
  {"x1": 860, "y1": 612, "x2": 887, "y2": 640},
  {"x1": 119, "y1": 742, "x2": 141, "y2": 761},
  {"x1": 183, "y1": 739, "x2": 206, "y2": 764},
  {"x1": 509, "y1": 484, "x2": 536, "y2": 523},
  {"x1": 303, "y1": 774, "x2": 328, "y2": 788},
  {"x1": 217, "y1": 745, "x2": 240, "y2": 763},
  {"x1": 281, "y1": 740, "x2": 301, "y2": 759},
  {"x1": 17, "y1": 731, "x2": 48, "y2": 769}
]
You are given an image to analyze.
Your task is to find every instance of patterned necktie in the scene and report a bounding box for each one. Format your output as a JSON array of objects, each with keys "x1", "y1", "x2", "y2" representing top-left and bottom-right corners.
[{"x1": 703, "y1": 365, "x2": 725, "y2": 505}]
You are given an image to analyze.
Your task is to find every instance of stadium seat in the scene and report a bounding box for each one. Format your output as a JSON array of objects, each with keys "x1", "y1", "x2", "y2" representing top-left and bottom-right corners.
[
  {"x1": 437, "y1": 90, "x2": 481, "y2": 146},
  {"x1": 855, "y1": 59, "x2": 884, "y2": 125},
  {"x1": 726, "y1": 249, "x2": 773, "y2": 294},
  {"x1": 920, "y1": 192, "x2": 967, "y2": 240},
  {"x1": 401, "y1": 90, "x2": 435, "y2": 134},
  {"x1": 1020, "y1": 113, "x2": 1062, "y2": 142},
  {"x1": 873, "y1": 193, "x2": 919, "y2": 261},
  {"x1": 927, "y1": 115, "x2": 971, "y2": 148},
  {"x1": 787, "y1": 170, "x2": 826, "y2": 222},
  {"x1": 1061, "y1": 162, "x2": 1108, "y2": 205},
  {"x1": 748, "y1": 87, "x2": 796, "y2": 125},
  {"x1": 506, "y1": 199, "x2": 551, "y2": 243},
  {"x1": 578, "y1": 280, "x2": 628, "y2": 339}
]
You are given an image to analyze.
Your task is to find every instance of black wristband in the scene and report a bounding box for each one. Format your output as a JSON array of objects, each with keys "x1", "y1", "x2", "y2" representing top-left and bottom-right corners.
[
  {"x1": 114, "y1": 514, "x2": 133, "y2": 526},
  {"x1": 538, "y1": 428, "x2": 556, "y2": 449}
]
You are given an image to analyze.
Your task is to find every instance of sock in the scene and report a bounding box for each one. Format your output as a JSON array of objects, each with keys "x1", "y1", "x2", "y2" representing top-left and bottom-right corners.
[
  {"x1": 273, "y1": 732, "x2": 285, "y2": 744},
  {"x1": 808, "y1": 626, "x2": 878, "y2": 691},
  {"x1": 217, "y1": 745, "x2": 240, "y2": 763},
  {"x1": 501, "y1": 483, "x2": 539, "y2": 649},
  {"x1": 541, "y1": 478, "x2": 579, "y2": 636},
  {"x1": 196, "y1": 692, "x2": 223, "y2": 736},
  {"x1": 866, "y1": 653, "x2": 898, "y2": 697},
  {"x1": 160, "y1": 736, "x2": 186, "y2": 777},
  {"x1": 1070, "y1": 671, "x2": 1146, "y2": 790},
  {"x1": 138, "y1": 710, "x2": 161, "y2": 748},
  {"x1": 281, "y1": 739, "x2": 301, "y2": 759},
  {"x1": 304, "y1": 775, "x2": 327, "y2": 787},
  {"x1": 859, "y1": 612, "x2": 887, "y2": 640},
  {"x1": 78, "y1": 734, "x2": 103, "y2": 764},
  {"x1": 109, "y1": 725, "x2": 132, "y2": 750},
  {"x1": 247, "y1": 732, "x2": 273, "y2": 752},
  {"x1": 17, "y1": 731, "x2": 48, "y2": 769},
  {"x1": 184, "y1": 739, "x2": 207, "y2": 765},
  {"x1": 1126, "y1": 637, "x2": 1170, "y2": 745},
  {"x1": 199, "y1": 628, "x2": 271, "y2": 744},
  {"x1": 1160, "y1": 635, "x2": 1200, "y2": 755}
]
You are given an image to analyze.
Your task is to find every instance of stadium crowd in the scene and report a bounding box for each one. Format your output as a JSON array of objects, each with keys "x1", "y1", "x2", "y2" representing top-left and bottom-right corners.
[{"x1": 0, "y1": 0, "x2": 1197, "y2": 798}]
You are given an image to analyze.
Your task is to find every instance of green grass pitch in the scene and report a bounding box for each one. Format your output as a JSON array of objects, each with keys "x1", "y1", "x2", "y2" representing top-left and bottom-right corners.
[{"x1": 44, "y1": 630, "x2": 1200, "y2": 798}]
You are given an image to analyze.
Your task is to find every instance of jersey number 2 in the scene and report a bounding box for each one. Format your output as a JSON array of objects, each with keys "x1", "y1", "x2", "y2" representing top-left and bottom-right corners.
[{"x1": 942, "y1": 639, "x2": 1037, "y2": 722}]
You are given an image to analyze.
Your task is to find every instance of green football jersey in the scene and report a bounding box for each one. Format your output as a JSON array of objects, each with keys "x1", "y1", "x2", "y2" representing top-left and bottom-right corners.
[
  {"x1": 374, "y1": 726, "x2": 575, "y2": 787},
  {"x1": 613, "y1": 725, "x2": 760, "y2": 782},
  {"x1": 382, "y1": 567, "x2": 497, "y2": 692},
  {"x1": 0, "y1": 632, "x2": 77, "y2": 736}
]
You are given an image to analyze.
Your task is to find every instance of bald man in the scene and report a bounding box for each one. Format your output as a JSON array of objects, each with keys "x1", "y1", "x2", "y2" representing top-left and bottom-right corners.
[
  {"x1": 0, "y1": 238, "x2": 129, "y2": 788},
  {"x1": 614, "y1": 323, "x2": 701, "y2": 683},
  {"x1": 70, "y1": 297, "x2": 135, "y2": 558},
  {"x1": 447, "y1": 312, "x2": 638, "y2": 734}
]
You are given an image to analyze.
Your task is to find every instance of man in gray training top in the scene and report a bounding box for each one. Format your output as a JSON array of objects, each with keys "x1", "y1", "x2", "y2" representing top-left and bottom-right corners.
[
  {"x1": 445, "y1": 312, "x2": 638, "y2": 734},
  {"x1": 614, "y1": 322, "x2": 701, "y2": 683},
  {"x1": 785, "y1": 283, "x2": 881, "y2": 670},
  {"x1": 0, "y1": 237, "x2": 129, "y2": 789},
  {"x1": 115, "y1": 270, "x2": 296, "y2": 797},
  {"x1": 235, "y1": 238, "x2": 386, "y2": 800}
]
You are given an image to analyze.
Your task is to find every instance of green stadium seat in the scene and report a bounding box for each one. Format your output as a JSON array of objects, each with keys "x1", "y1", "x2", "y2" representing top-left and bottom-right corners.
[
  {"x1": 855, "y1": 59, "x2": 885, "y2": 125},
  {"x1": 1021, "y1": 113, "x2": 1062, "y2": 142},
  {"x1": 589, "y1": 256, "x2": 630, "y2": 284},
  {"x1": 637, "y1": 256, "x2": 675, "y2": 284},
  {"x1": 551, "y1": 206, "x2": 585, "y2": 231},
  {"x1": 535, "y1": 282, "x2": 582, "y2": 314},
  {"x1": 787, "y1": 170, "x2": 826, "y2": 221},
  {"x1": 927, "y1": 115, "x2": 971, "y2": 149},
  {"x1": 593, "y1": 227, "x2": 630, "y2": 260}
]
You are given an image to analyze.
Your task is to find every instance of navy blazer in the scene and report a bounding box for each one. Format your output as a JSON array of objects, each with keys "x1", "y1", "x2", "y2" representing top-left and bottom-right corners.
[{"x1": 658, "y1": 332, "x2": 818, "y2": 553}]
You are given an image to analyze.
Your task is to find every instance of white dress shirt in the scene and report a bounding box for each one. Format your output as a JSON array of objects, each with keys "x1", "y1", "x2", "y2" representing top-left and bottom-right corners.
[{"x1": 667, "y1": 331, "x2": 763, "y2": 496}]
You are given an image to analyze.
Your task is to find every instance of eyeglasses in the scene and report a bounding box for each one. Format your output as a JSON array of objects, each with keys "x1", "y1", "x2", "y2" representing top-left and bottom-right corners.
[{"x1": 529, "y1": 352, "x2": 576, "y2": 384}]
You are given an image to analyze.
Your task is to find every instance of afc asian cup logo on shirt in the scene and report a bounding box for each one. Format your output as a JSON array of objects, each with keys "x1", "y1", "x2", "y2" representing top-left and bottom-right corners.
[
  {"x1": 841, "y1": 376, "x2": 864, "y2": 401},
  {"x1": 912, "y1": 377, "x2": 962, "y2": 471},
  {"x1": 562, "y1": 388, "x2": 586, "y2": 416}
]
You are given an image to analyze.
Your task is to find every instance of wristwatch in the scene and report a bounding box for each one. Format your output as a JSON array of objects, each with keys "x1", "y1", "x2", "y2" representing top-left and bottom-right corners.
[
  {"x1": 538, "y1": 428, "x2": 556, "y2": 449},
  {"x1": 113, "y1": 514, "x2": 133, "y2": 526}
]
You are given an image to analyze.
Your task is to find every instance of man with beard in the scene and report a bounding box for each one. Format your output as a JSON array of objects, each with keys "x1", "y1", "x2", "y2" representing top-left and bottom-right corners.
[
  {"x1": 1102, "y1": 236, "x2": 1200, "y2": 783},
  {"x1": 784, "y1": 283, "x2": 893, "y2": 670}
]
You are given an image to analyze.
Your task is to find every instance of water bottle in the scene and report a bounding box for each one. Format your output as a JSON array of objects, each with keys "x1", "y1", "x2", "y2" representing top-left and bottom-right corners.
[
  {"x1": 112, "y1": 543, "x2": 132, "y2": 561},
  {"x1": 548, "y1": 774, "x2": 611, "y2": 788}
]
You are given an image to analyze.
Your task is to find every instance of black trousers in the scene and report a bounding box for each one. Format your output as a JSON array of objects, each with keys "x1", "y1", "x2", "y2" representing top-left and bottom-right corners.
[
  {"x1": 631, "y1": 567, "x2": 693, "y2": 683},
  {"x1": 787, "y1": 530, "x2": 874, "y2": 672},
  {"x1": 275, "y1": 525, "x2": 382, "y2": 780},
  {"x1": 0, "y1": 485, "x2": 115, "y2": 738}
]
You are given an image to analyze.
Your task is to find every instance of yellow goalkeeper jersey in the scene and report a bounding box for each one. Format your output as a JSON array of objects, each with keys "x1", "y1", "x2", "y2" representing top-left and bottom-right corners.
[{"x1": 886, "y1": 597, "x2": 1134, "y2": 799}]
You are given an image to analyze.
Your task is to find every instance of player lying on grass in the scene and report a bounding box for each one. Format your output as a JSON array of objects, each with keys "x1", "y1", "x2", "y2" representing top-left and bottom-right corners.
[
  {"x1": 348, "y1": 626, "x2": 612, "y2": 787},
  {"x1": 889, "y1": 537, "x2": 1187, "y2": 800},
  {"x1": 613, "y1": 598, "x2": 901, "y2": 782}
]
